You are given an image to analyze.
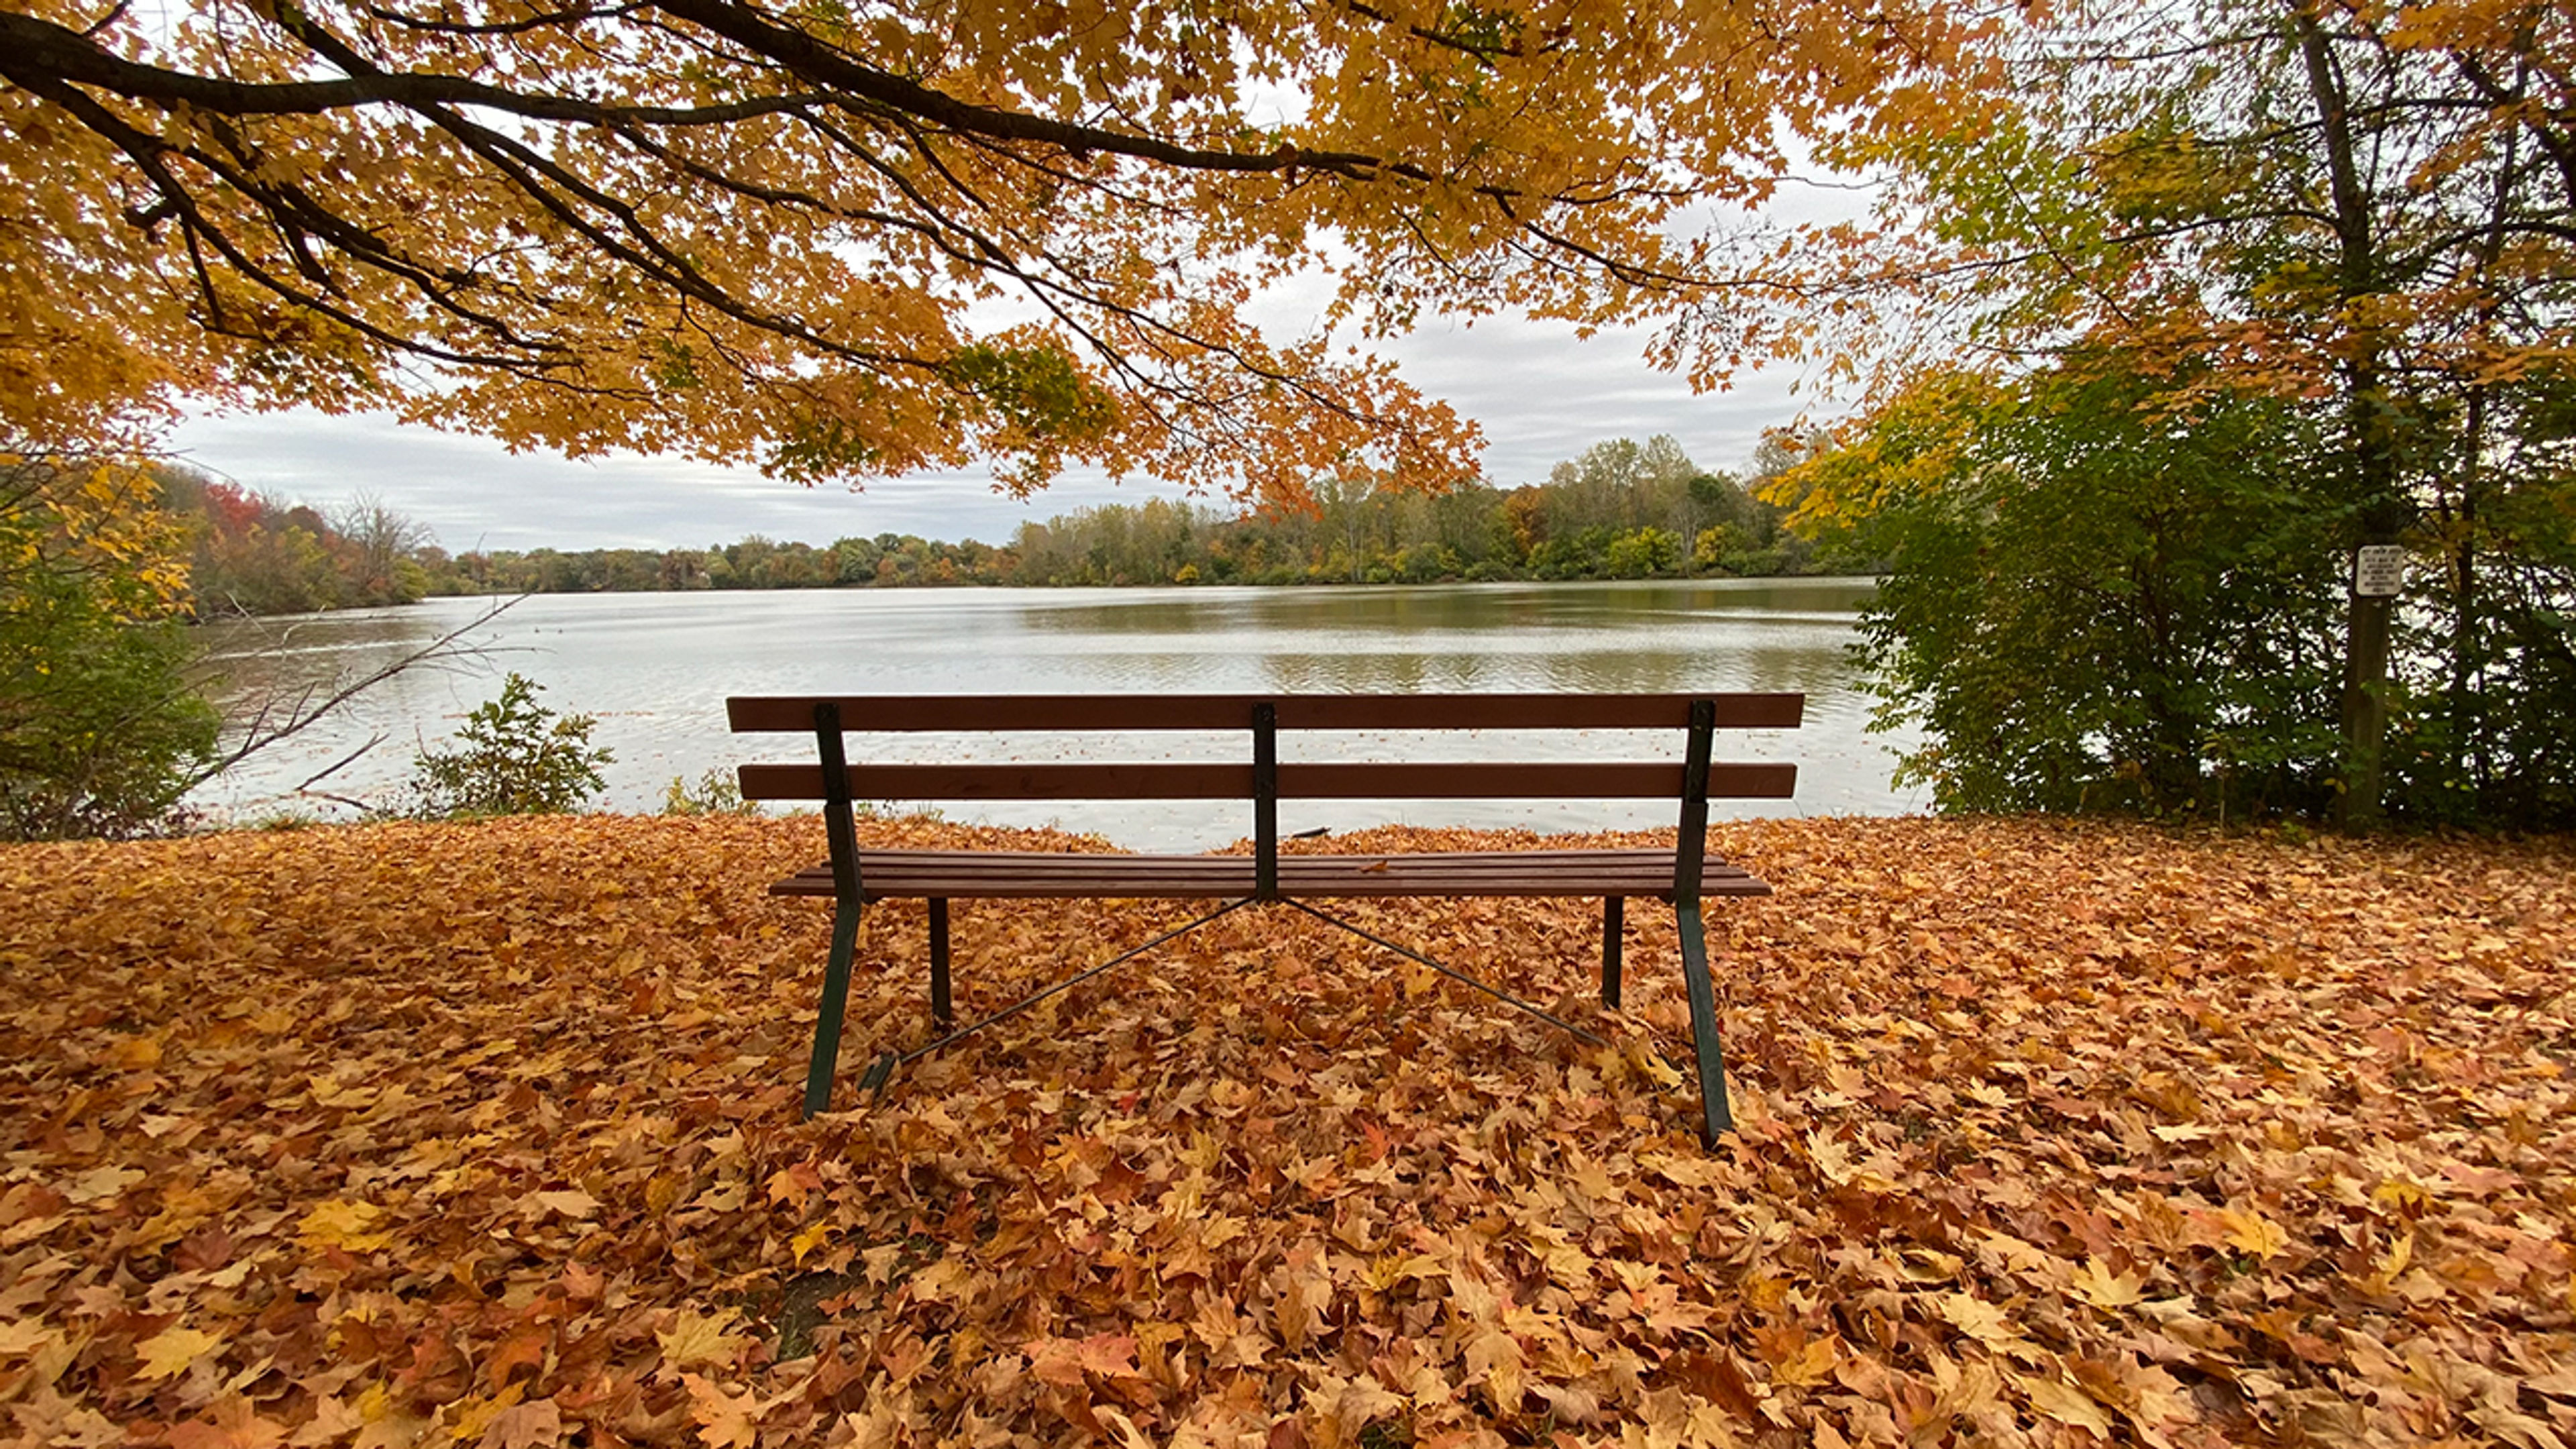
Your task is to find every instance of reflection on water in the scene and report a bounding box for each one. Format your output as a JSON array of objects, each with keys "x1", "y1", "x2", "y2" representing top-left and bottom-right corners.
[{"x1": 194, "y1": 580, "x2": 1919, "y2": 847}]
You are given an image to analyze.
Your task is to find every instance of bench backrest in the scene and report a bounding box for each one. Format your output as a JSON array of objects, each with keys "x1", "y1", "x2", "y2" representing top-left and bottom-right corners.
[
  {"x1": 727, "y1": 693, "x2": 1803, "y2": 803},
  {"x1": 730, "y1": 692, "x2": 1801, "y2": 904}
]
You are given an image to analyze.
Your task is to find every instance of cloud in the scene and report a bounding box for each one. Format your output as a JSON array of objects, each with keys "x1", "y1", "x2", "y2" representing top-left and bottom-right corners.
[
  {"x1": 166, "y1": 317, "x2": 1831, "y2": 553},
  {"x1": 1381, "y1": 317, "x2": 1818, "y2": 487}
]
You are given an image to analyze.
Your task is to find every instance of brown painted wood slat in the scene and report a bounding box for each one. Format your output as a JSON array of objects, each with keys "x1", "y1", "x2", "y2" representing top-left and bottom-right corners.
[
  {"x1": 766, "y1": 849, "x2": 1772, "y2": 900},
  {"x1": 847, "y1": 848, "x2": 1756, "y2": 871},
  {"x1": 826, "y1": 851, "x2": 1756, "y2": 881},
  {"x1": 739, "y1": 762, "x2": 1243, "y2": 802},
  {"x1": 727, "y1": 692, "x2": 1805, "y2": 733},
  {"x1": 737, "y1": 760, "x2": 1797, "y2": 802}
]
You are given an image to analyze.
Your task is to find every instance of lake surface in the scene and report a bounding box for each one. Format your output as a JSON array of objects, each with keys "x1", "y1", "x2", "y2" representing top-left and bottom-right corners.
[{"x1": 193, "y1": 580, "x2": 1919, "y2": 847}]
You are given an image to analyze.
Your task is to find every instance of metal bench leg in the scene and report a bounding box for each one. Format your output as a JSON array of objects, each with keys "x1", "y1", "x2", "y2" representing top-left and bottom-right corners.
[
  {"x1": 1674, "y1": 901, "x2": 1734, "y2": 1145},
  {"x1": 802, "y1": 899, "x2": 863, "y2": 1118},
  {"x1": 929, "y1": 898, "x2": 953, "y2": 1028},
  {"x1": 1602, "y1": 896, "x2": 1625, "y2": 1008}
]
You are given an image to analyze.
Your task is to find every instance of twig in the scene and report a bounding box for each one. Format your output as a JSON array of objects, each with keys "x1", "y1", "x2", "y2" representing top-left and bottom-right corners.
[{"x1": 189, "y1": 594, "x2": 528, "y2": 790}]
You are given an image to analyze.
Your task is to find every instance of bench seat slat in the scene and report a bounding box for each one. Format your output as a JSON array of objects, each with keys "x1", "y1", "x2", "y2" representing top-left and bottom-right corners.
[
  {"x1": 739, "y1": 760, "x2": 1797, "y2": 802},
  {"x1": 729, "y1": 692, "x2": 1806, "y2": 733},
  {"x1": 766, "y1": 849, "x2": 1771, "y2": 901}
]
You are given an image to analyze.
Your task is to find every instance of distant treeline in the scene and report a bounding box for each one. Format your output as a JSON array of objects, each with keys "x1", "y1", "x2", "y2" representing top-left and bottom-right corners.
[
  {"x1": 156, "y1": 467, "x2": 437, "y2": 616},
  {"x1": 167, "y1": 435, "x2": 1855, "y2": 615}
]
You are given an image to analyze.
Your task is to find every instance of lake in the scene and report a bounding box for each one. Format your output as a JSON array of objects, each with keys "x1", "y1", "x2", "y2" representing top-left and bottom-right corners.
[{"x1": 193, "y1": 579, "x2": 1919, "y2": 847}]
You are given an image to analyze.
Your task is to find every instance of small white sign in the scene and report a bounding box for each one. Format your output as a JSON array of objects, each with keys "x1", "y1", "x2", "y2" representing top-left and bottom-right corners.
[{"x1": 2353, "y1": 545, "x2": 2406, "y2": 598}]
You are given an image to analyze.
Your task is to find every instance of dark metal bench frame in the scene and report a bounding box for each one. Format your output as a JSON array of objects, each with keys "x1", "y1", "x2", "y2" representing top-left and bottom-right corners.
[{"x1": 729, "y1": 693, "x2": 1801, "y2": 1144}]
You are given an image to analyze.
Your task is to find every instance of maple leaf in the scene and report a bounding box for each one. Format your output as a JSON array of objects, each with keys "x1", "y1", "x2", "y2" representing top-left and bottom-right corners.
[
  {"x1": 1018, "y1": 1340, "x2": 1079, "y2": 1391},
  {"x1": 530, "y1": 1190, "x2": 598, "y2": 1221},
  {"x1": 682, "y1": 1374, "x2": 762, "y2": 1449},
  {"x1": 1465, "y1": 1326, "x2": 1525, "y2": 1413},
  {"x1": 657, "y1": 1309, "x2": 749, "y2": 1373},
  {"x1": 476, "y1": 1399, "x2": 565, "y2": 1449},
  {"x1": 1026, "y1": 1333, "x2": 1139, "y2": 1388},
  {"x1": 107, "y1": 1034, "x2": 164, "y2": 1068},
  {"x1": 1318, "y1": 1372, "x2": 1410, "y2": 1438},
  {"x1": 789, "y1": 1222, "x2": 832, "y2": 1265},
  {"x1": 40, "y1": 1407, "x2": 123, "y2": 1449},
  {"x1": 2218, "y1": 1208, "x2": 2290, "y2": 1261},
  {"x1": 2071, "y1": 1257, "x2": 2144, "y2": 1309},
  {"x1": 0, "y1": 1318, "x2": 56, "y2": 1356},
  {"x1": 2371, "y1": 1178, "x2": 2434, "y2": 1214},
  {"x1": 1770, "y1": 1334, "x2": 1842, "y2": 1388},
  {"x1": 1273, "y1": 1245, "x2": 1334, "y2": 1351},
  {"x1": 166, "y1": 1397, "x2": 287, "y2": 1449},
  {"x1": 1075, "y1": 1333, "x2": 1141, "y2": 1379},
  {"x1": 2018, "y1": 1375, "x2": 2114, "y2": 1437},
  {"x1": 134, "y1": 1325, "x2": 221, "y2": 1379},
  {"x1": 62, "y1": 1167, "x2": 144, "y2": 1204},
  {"x1": 299, "y1": 1199, "x2": 394, "y2": 1252},
  {"x1": 288, "y1": 1393, "x2": 370, "y2": 1448},
  {"x1": 765, "y1": 1161, "x2": 824, "y2": 1211},
  {"x1": 1937, "y1": 1293, "x2": 2026, "y2": 1352},
  {"x1": 484, "y1": 1327, "x2": 550, "y2": 1390}
]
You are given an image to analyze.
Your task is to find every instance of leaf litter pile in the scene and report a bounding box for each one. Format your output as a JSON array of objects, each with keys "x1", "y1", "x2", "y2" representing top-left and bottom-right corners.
[{"x1": 3, "y1": 815, "x2": 2573, "y2": 1448}]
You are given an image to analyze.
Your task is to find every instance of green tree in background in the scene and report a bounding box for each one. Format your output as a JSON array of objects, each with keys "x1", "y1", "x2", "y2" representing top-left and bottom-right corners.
[
  {"x1": 168, "y1": 431, "x2": 1833, "y2": 606},
  {"x1": 1760, "y1": 0, "x2": 2576, "y2": 826},
  {"x1": 1780, "y1": 366, "x2": 2349, "y2": 818},
  {"x1": 156, "y1": 466, "x2": 437, "y2": 616}
]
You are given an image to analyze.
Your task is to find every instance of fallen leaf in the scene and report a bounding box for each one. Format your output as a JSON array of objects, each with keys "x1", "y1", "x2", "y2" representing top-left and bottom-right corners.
[
  {"x1": 299, "y1": 1199, "x2": 393, "y2": 1252},
  {"x1": 135, "y1": 1325, "x2": 221, "y2": 1379},
  {"x1": 2020, "y1": 1375, "x2": 2114, "y2": 1436},
  {"x1": 656, "y1": 1309, "x2": 747, "y2": 1372},
  {"x1": 476, "y1": 1399, "x2": 564, "y2": 1449},
  {"x1": 531, "y1": 1189, "x2": 598, "y2": 1220}
]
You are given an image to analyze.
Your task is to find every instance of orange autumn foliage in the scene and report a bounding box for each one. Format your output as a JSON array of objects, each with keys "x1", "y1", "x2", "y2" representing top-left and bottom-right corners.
[
  {"x1": 1, "y1": 815, "x2": 2571, "y2": 1446},
  {"x1": 0, "y1": 0, "x2": 2000, "y2": 502}
]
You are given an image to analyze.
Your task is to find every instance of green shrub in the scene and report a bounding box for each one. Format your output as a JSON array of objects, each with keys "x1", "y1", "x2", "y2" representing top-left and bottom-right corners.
[
  {"x1": 1, "y1": 453, "x2": 219, "y2": 841},
  {"x1": 409, "y1": 673, "x2": 611, "y2": 817},
  {"x1": 662, "y1": 767, "x2": 759, "y2": 816}
]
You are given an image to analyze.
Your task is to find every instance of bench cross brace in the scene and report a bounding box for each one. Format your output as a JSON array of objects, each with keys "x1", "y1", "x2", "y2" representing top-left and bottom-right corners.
[
  {"x1": 804, "y1": 888, "x2": 1733, "y2": 1136},
  {"x1": 808, "y1": 891, "x2": 1631, "y2": 1111},
  {"x1": 834, "y1": 898, "x2": 1253, "y2": 1106},
  {"x1": 1279, "y1": 898, "x2": 1606, "y2": 1047}
]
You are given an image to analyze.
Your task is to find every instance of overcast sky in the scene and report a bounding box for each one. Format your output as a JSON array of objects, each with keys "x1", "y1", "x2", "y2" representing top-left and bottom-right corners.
[{"x1": 168, "y1": 319, "x2": 1830, "y2": 554}]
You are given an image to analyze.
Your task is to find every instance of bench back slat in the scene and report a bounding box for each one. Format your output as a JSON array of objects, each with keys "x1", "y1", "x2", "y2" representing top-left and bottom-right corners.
[
  {"x1": 727, "y1": 692, "x2": 1804, "y2": 733},
  {"x1": 737, "y1": 760, "x2": 1797, "y2": 802}
]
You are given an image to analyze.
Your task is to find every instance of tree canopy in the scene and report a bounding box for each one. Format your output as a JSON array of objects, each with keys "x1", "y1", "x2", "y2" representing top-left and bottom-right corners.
[{"x1": 1, "y1": 0, "x2": 1987, "y2": 502}]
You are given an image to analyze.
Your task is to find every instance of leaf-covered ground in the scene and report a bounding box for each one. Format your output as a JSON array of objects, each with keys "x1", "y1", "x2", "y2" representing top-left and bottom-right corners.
[{"x1": 3, "y1": 816, "x2": 2571, "y2": 1448}]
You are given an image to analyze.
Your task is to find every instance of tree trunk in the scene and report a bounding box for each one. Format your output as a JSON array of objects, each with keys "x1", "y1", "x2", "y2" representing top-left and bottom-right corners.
[{"x1": 2296, "y1": 3, "x2": 2401, "y2": 830}]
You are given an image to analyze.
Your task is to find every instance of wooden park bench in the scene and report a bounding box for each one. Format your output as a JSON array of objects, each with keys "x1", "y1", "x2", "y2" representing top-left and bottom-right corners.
[{"x1": 728, "y1": 693, "x2": 1801, "y2": 1144}]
